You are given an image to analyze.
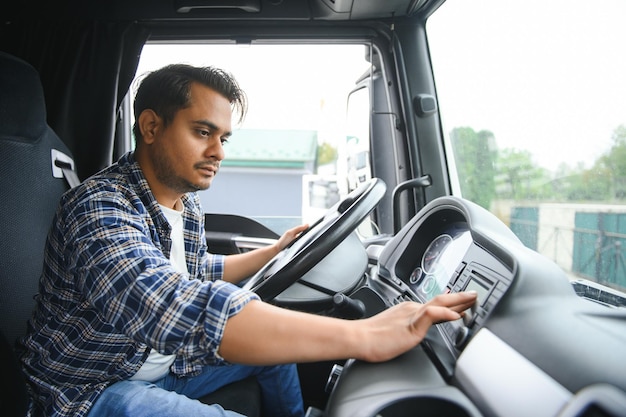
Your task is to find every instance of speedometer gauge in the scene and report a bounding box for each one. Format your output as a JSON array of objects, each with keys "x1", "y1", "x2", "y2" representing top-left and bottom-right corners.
[{"x1": 421, "y1": 234, "x2": 453, "y2": 274}]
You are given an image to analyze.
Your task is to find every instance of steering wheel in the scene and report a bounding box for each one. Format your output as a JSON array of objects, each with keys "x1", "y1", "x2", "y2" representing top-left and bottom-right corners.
[{"x1": 243, "y1": 178, "x2": 386, "y2": 301}]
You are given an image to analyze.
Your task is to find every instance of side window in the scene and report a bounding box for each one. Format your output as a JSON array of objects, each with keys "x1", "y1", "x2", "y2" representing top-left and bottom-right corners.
[
  {"x1": 131, "y1": 44, "x2": 372, "y2": 234},
  {"x1": 343, "y1": 85, "x2": 379, "y2": 238},
  {"x1": 344, "y1": 86, "x2": 371, "y2": 195},
  {"x1": 427, "y1": 0, "x2": 626, "y2": 296}
]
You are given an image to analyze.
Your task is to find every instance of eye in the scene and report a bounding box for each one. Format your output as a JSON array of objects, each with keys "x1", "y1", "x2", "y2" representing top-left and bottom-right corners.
[{"x1": 220, "y1": 137, "x2": 229, "y2": 145}]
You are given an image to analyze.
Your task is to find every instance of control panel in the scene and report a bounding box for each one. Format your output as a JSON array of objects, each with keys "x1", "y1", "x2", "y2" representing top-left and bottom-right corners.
[
  {"x1": 441, "y1": 261, "x2": 511, "y2": 351},
  {"x1": 403, "y1": 226, "x2": 513, "y2": 356}
]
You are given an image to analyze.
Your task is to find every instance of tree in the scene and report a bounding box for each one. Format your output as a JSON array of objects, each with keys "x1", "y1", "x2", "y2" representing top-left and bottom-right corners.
[
  {"x1": 449, "y1": 127, "x2": 497, "y2": 209},
  {"x1": 595, "y1": 125, "x2": 626, "y2": 200},
  {"x1": 316, "y1": 142, "x2": 338, "y2": 168},
  {"x1": 561, "y1": 124, "x2": 626, "y2": 202},
  {"x1": 495, "y1": 148, "x2": 551, "y2": 201},
  {"x1": 449, "y1": 124, "x2": 626, "y2": 205}
]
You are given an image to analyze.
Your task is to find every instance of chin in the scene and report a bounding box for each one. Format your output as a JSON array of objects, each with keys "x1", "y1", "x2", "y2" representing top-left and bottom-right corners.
[
  {"x1": 196, "y1": 180, "x2": 213, "y2": 191},
  {"x1": 183, "y1": 179, "x2": 211, "y2": 193}
]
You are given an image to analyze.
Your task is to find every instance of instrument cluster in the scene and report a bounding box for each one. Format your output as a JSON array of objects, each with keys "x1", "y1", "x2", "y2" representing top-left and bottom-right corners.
[{"x1": 408, "y1": 224, "x2": 473, "y2": 303}]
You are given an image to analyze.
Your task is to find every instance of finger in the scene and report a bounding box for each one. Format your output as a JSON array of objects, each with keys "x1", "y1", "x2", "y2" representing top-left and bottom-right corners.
[
  {"x1": 429, "y1": 291, "x2": 477, "y2": 308},
  {"x1": 294, "y1": 224, "x2": 309, "y2": 234},
  {"x1": 286, "y1": 225, "x2": 305, "y2": 237},
  {"x1": 418, "y1": 304, "x2": 463, "y2": 326},
  {"x1": 285, "y1": 224, "x2": 308, "y2": 238}
]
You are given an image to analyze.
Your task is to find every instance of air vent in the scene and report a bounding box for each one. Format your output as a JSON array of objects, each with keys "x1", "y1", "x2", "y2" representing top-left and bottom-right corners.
[{"x1": 175, "y1": 0, "x2": 261, "y2": 13}]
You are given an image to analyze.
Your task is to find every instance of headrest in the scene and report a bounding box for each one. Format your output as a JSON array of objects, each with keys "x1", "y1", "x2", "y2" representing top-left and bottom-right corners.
[{"x1": 0, "y1": 51, "x2": 48, "y2": 142}]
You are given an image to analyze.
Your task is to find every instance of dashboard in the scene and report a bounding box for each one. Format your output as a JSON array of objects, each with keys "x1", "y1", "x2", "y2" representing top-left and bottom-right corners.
[{"x1": 321, "y1": 196, "x2": 626, "y2": 417}]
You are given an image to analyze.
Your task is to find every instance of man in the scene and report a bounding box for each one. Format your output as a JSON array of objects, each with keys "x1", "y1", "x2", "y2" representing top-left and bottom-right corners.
[{"x1": 18, "y1": 64, "x2": 476, "y2": 417}]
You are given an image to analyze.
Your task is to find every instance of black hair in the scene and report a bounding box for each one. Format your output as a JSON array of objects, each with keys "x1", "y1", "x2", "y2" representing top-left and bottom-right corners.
[{"x1": 132, "y1": 64, "x2": 247, "y2": 142}]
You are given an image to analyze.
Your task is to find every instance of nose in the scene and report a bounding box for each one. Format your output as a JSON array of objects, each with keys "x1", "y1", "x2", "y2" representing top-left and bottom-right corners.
[{"x1": 206, "y1": 138, "x2": 225, "y2": 162}]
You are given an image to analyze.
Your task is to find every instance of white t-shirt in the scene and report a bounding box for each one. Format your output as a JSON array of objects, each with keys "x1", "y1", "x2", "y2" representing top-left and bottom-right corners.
[{"x1": 130, "y1": 202, "x2": 186, "y2": 381}]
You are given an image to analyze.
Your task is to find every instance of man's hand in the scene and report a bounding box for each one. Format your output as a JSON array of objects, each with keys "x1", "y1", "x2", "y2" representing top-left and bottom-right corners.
[
  {"x1": 274, "y1": 224, "x2": 309, "y2": 252},
  {"x1": 355, "y1": 291, "x2": 477, "y2": 362},
  {"x1": 223, "y1": 223, "x2": 308, "y2": 283}
]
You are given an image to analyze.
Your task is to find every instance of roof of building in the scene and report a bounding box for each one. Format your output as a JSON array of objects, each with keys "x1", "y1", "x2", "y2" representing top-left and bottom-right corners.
[{"x1": 222, "y1": 129, "x2": 318, "y2": 168}]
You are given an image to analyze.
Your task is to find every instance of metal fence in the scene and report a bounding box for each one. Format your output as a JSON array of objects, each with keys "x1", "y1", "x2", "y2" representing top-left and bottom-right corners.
[{"x1": 509, "y1": 212, "x2": 626, "y2": 305}]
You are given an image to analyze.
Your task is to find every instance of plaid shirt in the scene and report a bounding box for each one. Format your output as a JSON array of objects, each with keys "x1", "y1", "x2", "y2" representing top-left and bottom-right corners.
[{"x1": 18, "y1": 152, "x2": 259, "y2": 417}]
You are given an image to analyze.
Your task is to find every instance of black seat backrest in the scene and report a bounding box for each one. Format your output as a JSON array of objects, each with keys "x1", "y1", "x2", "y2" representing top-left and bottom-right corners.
[
  {"x1": 0, "y1": 51, "x2": 76, "y2": 348},
  {"x1": 0, "y1": 52, "x2": 262, "y2": 417}
]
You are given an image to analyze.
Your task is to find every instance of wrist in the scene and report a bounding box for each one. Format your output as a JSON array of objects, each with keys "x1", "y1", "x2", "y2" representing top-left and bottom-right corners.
[
  {"x1": 341, "y1": 318, "x2": 370, "y2": 361},
  {"x1": 271, "y1": 241, "x2": 282, "y2": 256}
]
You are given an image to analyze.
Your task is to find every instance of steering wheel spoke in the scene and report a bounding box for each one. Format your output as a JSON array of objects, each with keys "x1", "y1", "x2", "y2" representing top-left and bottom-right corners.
[{"x1": 243, "y1": 178, "x2": 386, "y2": 301}]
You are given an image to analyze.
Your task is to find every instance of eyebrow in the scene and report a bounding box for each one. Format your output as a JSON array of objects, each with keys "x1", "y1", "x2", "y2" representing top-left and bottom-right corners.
[{"x1": 194, "y1": 119, "x2": 232, "y2": 138}]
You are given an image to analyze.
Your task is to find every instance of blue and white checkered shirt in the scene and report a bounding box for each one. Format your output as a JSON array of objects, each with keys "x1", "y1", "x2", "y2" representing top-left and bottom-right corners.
[{"x1": 19, "y1": 152, "x2": 259, "y2": 417}]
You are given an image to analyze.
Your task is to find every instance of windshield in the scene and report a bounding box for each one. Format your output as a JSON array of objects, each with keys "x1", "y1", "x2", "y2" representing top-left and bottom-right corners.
[
  {"x1": 134, "y1": 43, "x2": 371, "y2": 234},
  {"x1": 427, "y1": 0, "x2": 626, "y2": 302}
]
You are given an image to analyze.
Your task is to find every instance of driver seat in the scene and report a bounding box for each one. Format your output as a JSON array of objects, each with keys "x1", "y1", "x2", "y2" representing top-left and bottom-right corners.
[
  {"x1": 0, "y1": 51, "x2": 261, "y2": 417},
  {"x1": 0, "y1": 51, "x2": 77, "y2": 417}
]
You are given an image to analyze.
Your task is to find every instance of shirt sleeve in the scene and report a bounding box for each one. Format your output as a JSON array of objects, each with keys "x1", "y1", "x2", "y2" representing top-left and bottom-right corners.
[
  {"x1": 61, "y1": 182, "x2": 260, "y2": 361},
  {"x1": 204, "y1": 252, "x2": 226, "y2": 281}
]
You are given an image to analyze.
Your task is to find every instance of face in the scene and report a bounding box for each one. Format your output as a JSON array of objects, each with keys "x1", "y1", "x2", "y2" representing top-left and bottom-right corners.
[{"x1": 141, "y1": 83, "x2": 232, "y2": 204}]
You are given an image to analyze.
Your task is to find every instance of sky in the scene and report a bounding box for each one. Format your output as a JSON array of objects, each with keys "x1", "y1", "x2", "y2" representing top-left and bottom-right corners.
[
  {"x1": 135, "y1": 44, "x2": 370, "y2": 146},
  {"x1": 427, "y1": 0, "x2": 626, "y2": 171},
  {"x1": 135, "y1": 0, "x2": 626, "y2": 173}
]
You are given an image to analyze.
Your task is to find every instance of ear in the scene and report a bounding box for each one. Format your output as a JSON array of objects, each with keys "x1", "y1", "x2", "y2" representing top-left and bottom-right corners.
[{"x1": 137, "y1": 109, "x2": 161, "y2": 145}]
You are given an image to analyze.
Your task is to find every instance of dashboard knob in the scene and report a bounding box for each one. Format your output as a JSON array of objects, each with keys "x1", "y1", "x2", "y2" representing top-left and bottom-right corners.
[
  {"x1": 332, "y1": 293, "x2": 366, "y2": 319},
  {"x1": 462, "y1": 305, "x2": 476, "y2": 327},
  {"x1": 325, "y1": 364, "x2": 344, "y2": 393},
  {"x1": 454, "y1": 326, "x2": 470, "y2": 349}
]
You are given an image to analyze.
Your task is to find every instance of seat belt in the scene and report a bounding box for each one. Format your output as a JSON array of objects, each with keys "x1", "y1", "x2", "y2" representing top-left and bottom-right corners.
[{"x1": 51, "y1": 149, "x2": 80, "y2": 189}]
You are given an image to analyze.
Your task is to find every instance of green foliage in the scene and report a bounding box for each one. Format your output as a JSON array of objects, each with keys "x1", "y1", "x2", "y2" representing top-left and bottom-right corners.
[
  {"x1": 317, "y1": 142, "x2": 338, "y2": 167},
  {"x1": 449, "y1": 127, "x2": 497, "y2": 209},
  {"x1": 596, "y1": 125, "x2": 626, "y2": 199},
  {"x1": 496, "y1": 148, "x2": 551, "y2": 200},
  {"x1": 449, "y1": 124, "x2": 626, "y2": 205},
  {"x1": 560, "y1": 124, "x2": 626, "y2": 202}
]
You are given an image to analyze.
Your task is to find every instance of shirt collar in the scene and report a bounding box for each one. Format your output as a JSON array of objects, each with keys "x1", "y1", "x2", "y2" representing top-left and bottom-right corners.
[{"x1": 117, "y1": 151, "x2": 199, "y2": 230}]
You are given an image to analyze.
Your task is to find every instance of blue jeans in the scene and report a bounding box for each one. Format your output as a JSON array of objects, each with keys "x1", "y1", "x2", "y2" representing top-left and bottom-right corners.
[{"x1": 87, "y1": 363, "x2": 304, "y2": 417}]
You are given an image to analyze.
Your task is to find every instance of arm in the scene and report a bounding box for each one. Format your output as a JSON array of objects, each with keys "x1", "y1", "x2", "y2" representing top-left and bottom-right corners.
[
  {"x1": 222, "y1": 223, "x2": 308, "y2": 284},
  {"x1": 66, "y1": 184, "x2": 257, "y2": 358},
  {"x1": 219, "y1": 291, "x2": 477, "y2": 365}
]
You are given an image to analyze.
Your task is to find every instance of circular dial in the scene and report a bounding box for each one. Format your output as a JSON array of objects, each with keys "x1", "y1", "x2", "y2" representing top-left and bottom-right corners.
[
  {"x1": 421, "y1": 234, "x2": 453, "y2": 274},
  {"x1": 409, "y1": 266, "x2": 423, "y2": 285}
]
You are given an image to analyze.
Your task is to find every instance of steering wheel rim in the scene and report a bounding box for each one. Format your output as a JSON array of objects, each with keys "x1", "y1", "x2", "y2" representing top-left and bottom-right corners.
[{"x1": 243, "y1": 178, "x2": 386, "y2": 301}]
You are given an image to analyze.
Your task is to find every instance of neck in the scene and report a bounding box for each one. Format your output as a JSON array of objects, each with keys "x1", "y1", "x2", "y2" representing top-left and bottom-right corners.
[{"x1": 134, "y1": 150, "x2": 184, "y2": 210}]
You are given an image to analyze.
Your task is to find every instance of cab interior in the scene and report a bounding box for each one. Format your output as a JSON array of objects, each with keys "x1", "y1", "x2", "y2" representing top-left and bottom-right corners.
[{"x1": 1, "y1": 1, "x2": 626, "y2": 417}]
